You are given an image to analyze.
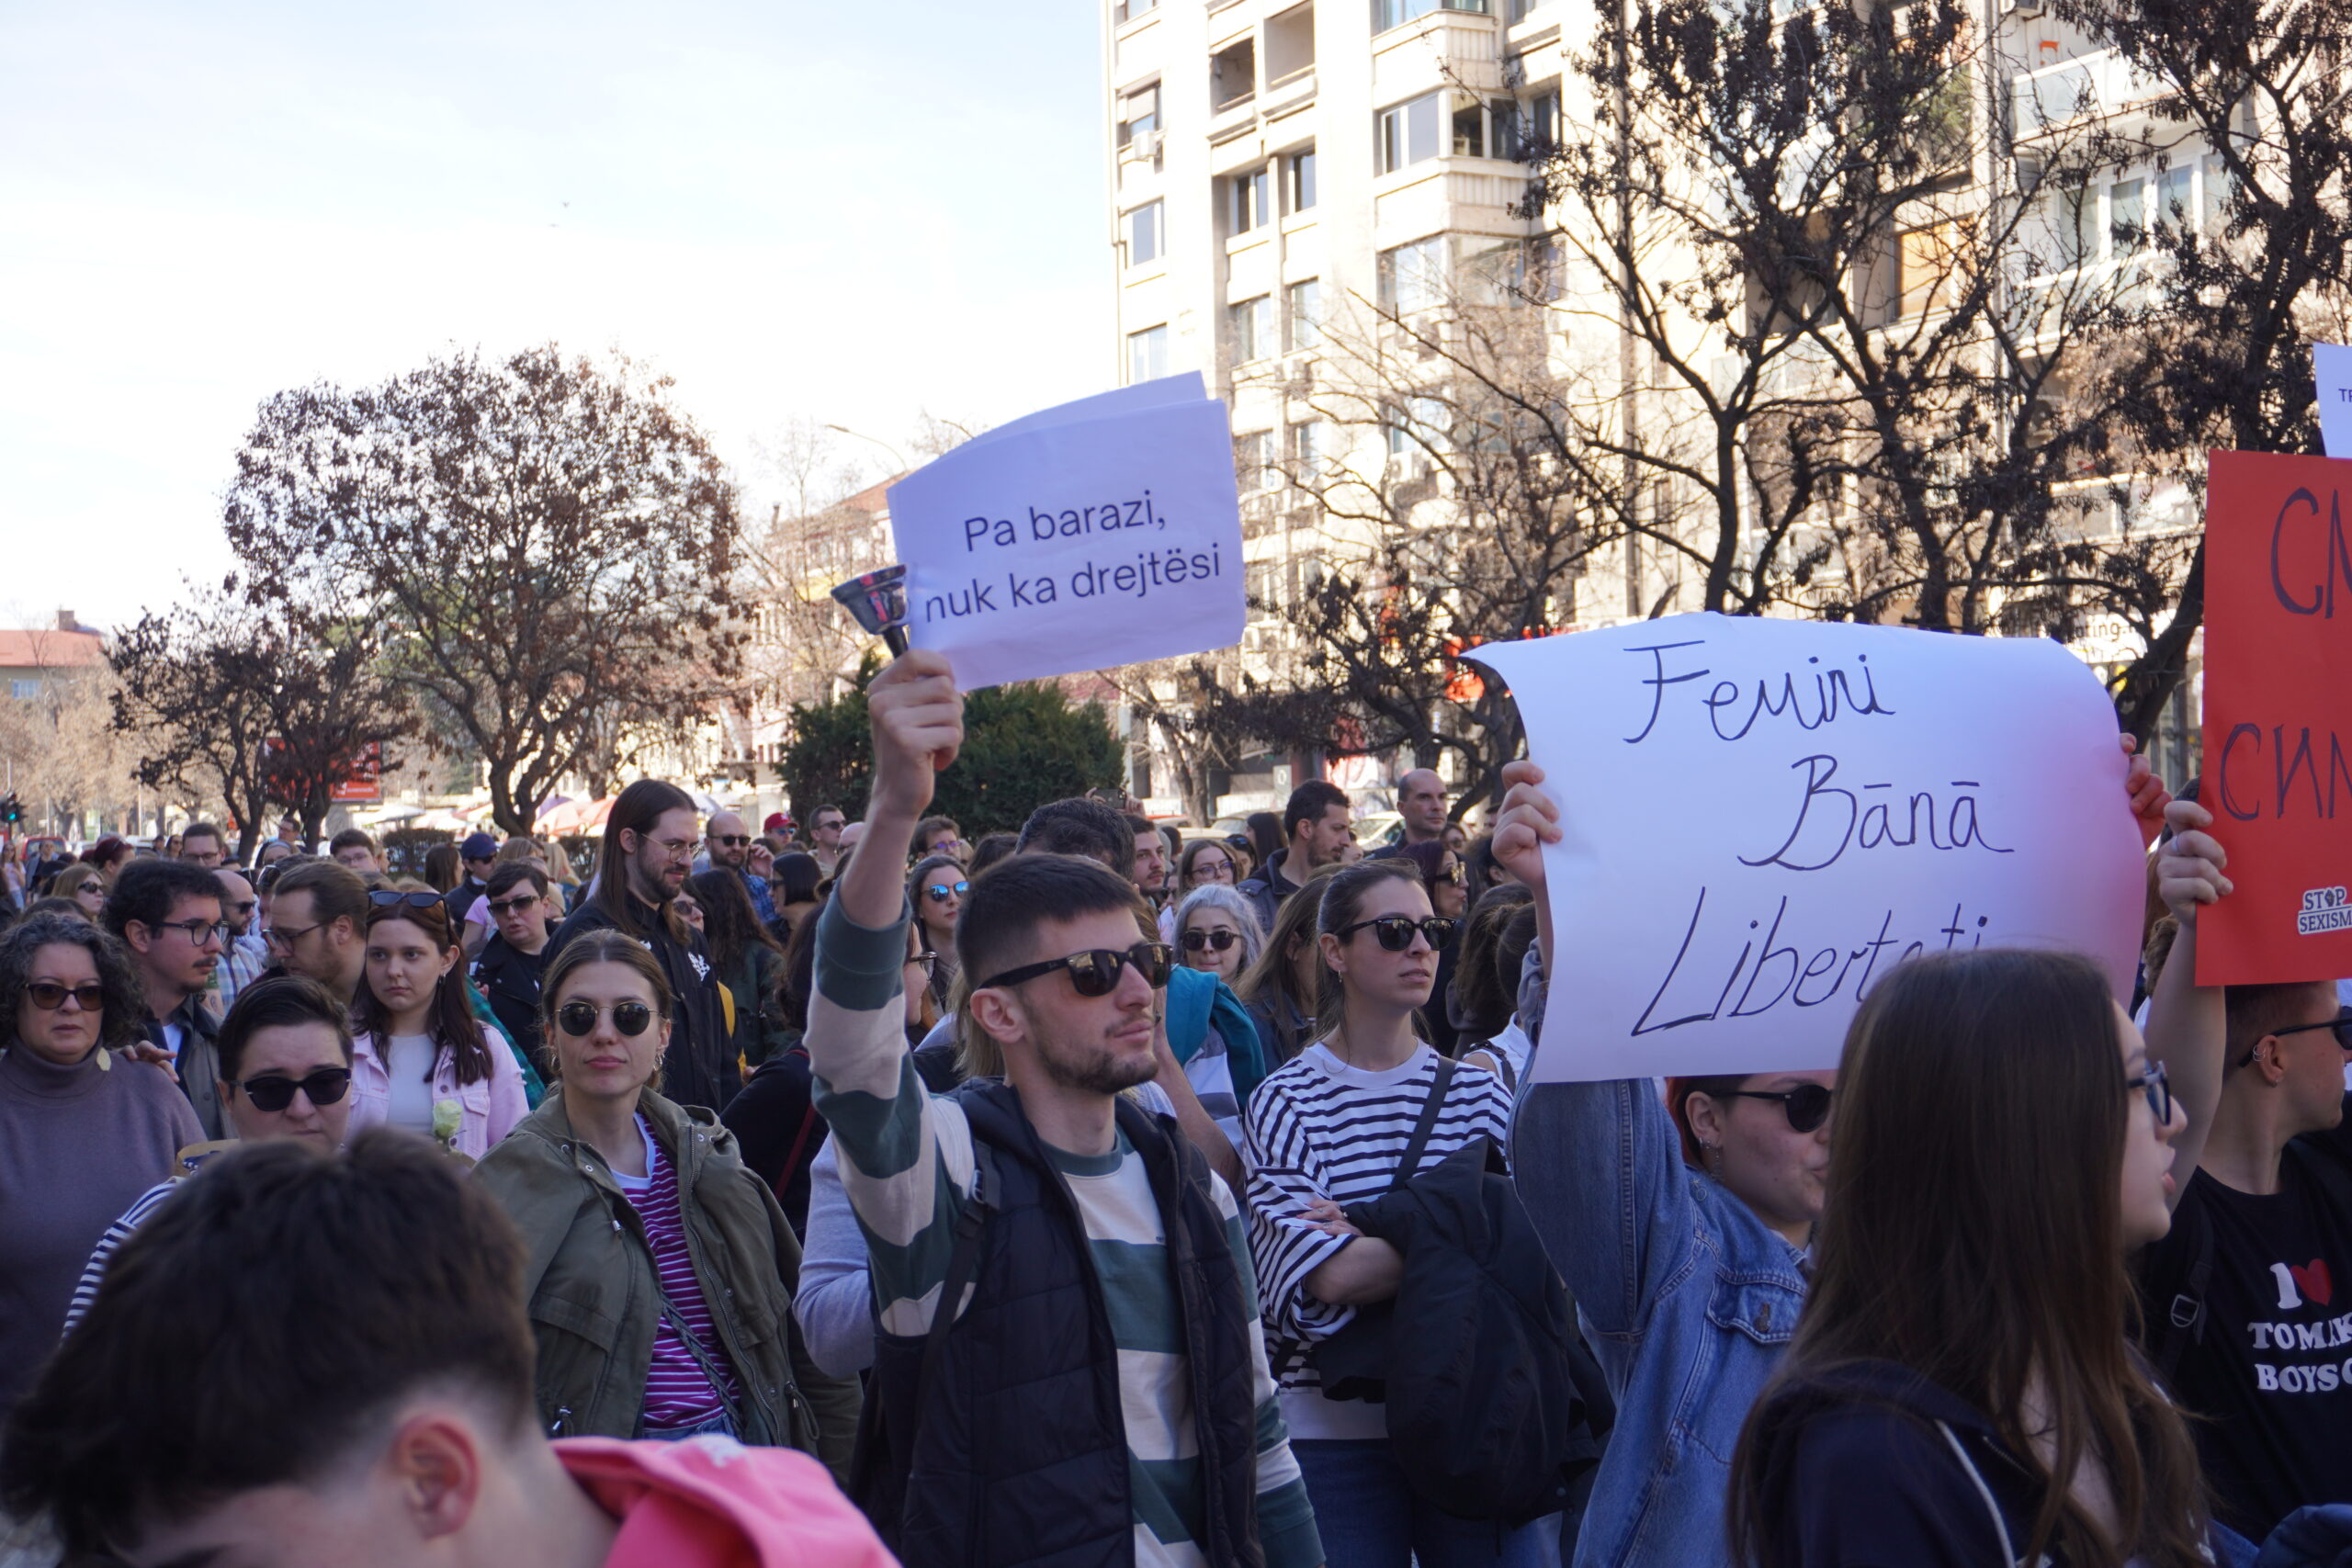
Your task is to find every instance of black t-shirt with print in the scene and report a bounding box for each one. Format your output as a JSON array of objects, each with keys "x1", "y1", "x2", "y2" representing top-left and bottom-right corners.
[{"x1": 2140, "y1": 1149, "x2": 2352, "y2": 1540}]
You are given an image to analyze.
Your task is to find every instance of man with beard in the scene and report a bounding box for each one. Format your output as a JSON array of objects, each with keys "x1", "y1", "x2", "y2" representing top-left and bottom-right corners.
[
  {"x1": 808, "y1": 650, "x2": 1320, "y2": 1568},
  {"x1": 547, "y1": 780, "x2": 734, "y2": 1112}
]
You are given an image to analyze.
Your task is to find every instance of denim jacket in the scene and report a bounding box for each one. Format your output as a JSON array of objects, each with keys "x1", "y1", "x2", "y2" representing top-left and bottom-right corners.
[{"x1": 1507, "y1": 949, "x2": 1808, "y2": 1568}]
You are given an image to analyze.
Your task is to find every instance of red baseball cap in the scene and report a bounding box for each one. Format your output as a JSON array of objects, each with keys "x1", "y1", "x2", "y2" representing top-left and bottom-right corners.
[{"x1": 763, "y1": 812, "x2": 792, "y2": 834}]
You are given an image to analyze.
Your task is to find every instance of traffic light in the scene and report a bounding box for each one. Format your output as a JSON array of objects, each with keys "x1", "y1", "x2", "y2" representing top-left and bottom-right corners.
[{"x1": 0, "y1": 795, "x2": 20, "y2": 825}]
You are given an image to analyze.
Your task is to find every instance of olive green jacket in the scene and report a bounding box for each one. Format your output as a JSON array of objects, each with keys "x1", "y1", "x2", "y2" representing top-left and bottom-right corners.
[{"x1": 472, "y1": 1086, "x2": 859, "y2": 1479}]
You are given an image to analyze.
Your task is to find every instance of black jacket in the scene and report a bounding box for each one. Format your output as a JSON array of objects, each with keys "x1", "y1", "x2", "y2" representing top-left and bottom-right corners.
[
  {"x1": 146, "y1": 995, "x2": 225, "y2": 1142},
  {"x1": 548, "y1": 897, "x2": 734, "y2": 1113},
  {"x1": 1237, "y1": 849, "x2": 1305, "y2": 935},
  {"x1": 1742, "y1": 1360, "x2": 2064, "y2": 1568},
  {"x1": 855, "y1": 1083, "x2": 1264, "y2": 1568},
  {"x1": 470, "y1": 932, "x2": 549, "y2": 1077}
]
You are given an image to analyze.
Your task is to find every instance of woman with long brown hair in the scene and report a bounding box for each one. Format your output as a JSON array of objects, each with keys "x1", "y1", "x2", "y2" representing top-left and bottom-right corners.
[
  {"x1": 347, "y1": 891, "x2": 526, "y2": 1157},
  {"x1": 1728, "y1": 948, "x2": 2210, "y2": 1568}
]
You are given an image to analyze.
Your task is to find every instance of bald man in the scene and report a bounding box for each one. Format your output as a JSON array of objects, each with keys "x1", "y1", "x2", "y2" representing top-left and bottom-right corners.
[{"x1": 701, "y1": 808, "x2": 775, "y2": 922}]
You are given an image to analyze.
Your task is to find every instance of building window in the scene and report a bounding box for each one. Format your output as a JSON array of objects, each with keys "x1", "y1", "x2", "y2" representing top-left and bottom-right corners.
[
  {"x1": 1385, "y1": 395, "x2": 1450, "y2": 457},
  {"x1": 2155, "y1": 162, "x2": 2193, "y2": 232},
  {"x1": 1377, "y1": 235, "x2": 1448, "y2": 312},
  {"x1": 1115, "y1": 0, "x2": 1159, "y2": 20},
  {"x1": 1267, "y1": 2, "x2": 1317, "y2": 84},
  {"x1": 1374, "y1": 0, "x2": 1488, "y2": 33},
  {"x1": 1126, "y1": 200, "x2": 1164, "y2": 266},
  {"x1": 8, "y1": 680, "x2": 38, "y2": 701},
  {"x1": 1226, "y1": 166, "x2": 1273, "y2": 234},
  {"x1": 1377, "y1": 92, "x2": 1442, "y2": 175},
  {"x1": 2203, "y1": 152, "x2": 2234, "y2": 234},
  {"x1": 1285, "y1": 146, "x2": 1318, "y2": 211},
  {"x1": 1497, "y1": 86, "x2": 1559, "y2": 160},
  {"x1": 1229, "y1": 295, "x2": 1273, "y2": 362},
  {"x1": 1129, "y1": 324, "x2": 1169, "y2": 384},
  {"x1": 1290, "y1": 420, "x2": 1333, "y2": 479},
  {"x1": 2109, "y1": 175, "x2": 2145, "y2": 253},
  {"x1": 1212, "y1": 38, "x2": 1256, "y2": 110},
  {"x1": 1116, "y1": 83, "x2": 1161, "y2": 150},
  {"x1": 1287, "y1": 278, "x2": 1323, "y2": 350},
  {"x1": 1236, "y1": 430, "x2": 1276, "y2": 491}
]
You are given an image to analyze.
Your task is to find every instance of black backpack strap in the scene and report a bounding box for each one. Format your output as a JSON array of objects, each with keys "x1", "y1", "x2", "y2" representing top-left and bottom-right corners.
[
  {"x1": 918, "y1": 1140, "x2": 1000, "y2": 1400},
  {"x1": 1389, "y1": 1055, "x2": 1457, "y2": 1195},
  {"x1": 2148, "y1": 1181, "x2": 2213, "y2": 1386}
]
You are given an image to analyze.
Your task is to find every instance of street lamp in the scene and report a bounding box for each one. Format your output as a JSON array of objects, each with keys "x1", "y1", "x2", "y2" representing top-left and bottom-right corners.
[{"x1": 823, "y1": 423, "x2": 910, "y2": 474}]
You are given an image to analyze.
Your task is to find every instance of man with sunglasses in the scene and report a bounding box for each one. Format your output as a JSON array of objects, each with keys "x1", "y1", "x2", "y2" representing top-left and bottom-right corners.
[
  {"x1": 203, "y1": 867, "x2": 270, "y2": 1021},
  {"x1": 61, "y1": 975, "x2": 357, "y2": 1337},
  {"x1": 700, "y1": 809, "x2": 777, "y2": 924},
  {"x1": 104, "y1": 858, "x2": 232, "y2": 1141},
  {"x1": 2134, "y1": 799, "x2": 2352, "y2": 1541},
  {"x1": 470, "y1": 863, "x2": 558, "y2": 1073},
  {"x1": 806, "y1": 650, "x2": 1321, "y2": 1568}
]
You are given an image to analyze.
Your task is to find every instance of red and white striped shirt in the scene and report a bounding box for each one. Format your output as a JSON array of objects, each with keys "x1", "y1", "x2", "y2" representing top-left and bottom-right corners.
[{"x1": 612, "y1": 1114, "x2": 741, "y2": 1431}]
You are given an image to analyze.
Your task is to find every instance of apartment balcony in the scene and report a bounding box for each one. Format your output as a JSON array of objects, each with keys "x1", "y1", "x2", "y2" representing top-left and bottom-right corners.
[
  {"x1": 2011, "y1": 47, "x2": 2165, "y2": 143},
  {"x1": 1374, "y1": 9, "x2": 1504, "y2": 98},
  {"x1": 1374, "y1": 164, "x2": 1532, "y2": 240}
]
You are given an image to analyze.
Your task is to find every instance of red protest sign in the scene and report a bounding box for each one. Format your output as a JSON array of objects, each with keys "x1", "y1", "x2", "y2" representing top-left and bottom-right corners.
[{"x1": 2199, "y1": 449, "x2": 2352, "y2": 985}]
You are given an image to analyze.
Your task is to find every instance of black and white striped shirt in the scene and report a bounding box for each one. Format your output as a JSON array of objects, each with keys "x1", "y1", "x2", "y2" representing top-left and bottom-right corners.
[{"x1": 1241, "y1": 1042, "x2": 1513, "y2": 1439}]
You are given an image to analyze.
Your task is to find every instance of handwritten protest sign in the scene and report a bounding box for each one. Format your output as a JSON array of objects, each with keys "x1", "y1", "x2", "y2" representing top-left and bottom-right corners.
[
  {"x1": 2316, "y1": 344, "x2": 2352, "y2": 460},
  {"x1": 2197, "y1": 449, "x2": 2352, "y2": 985},
  {"x1": 885, "y1": 374, "x2": 1245, "y2": 690},
  {"x1": 1469, "y1": 615, "x2": 2143, "y2": 1080}
]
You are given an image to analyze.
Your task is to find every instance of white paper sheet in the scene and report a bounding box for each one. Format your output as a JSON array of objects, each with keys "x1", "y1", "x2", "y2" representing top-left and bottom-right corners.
[
  {"x1": 2315, "y1": 343, "x2": 2352, "y2": 460},
  {"x1": 1468, "y1": 615, "x2": 2145, "y2": 1080},
  {"x1": 886, "y1": 378, "x2": 1245, "y2": 690}
]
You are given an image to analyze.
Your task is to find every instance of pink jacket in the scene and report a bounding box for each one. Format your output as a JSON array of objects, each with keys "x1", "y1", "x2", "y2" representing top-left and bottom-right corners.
[
  {"x1": 347, "y1": 1027, "x2": 529, "y2": 1158},
  {"x1": 557, "y1": 1436, "x2": 899, "y2": 1568}
]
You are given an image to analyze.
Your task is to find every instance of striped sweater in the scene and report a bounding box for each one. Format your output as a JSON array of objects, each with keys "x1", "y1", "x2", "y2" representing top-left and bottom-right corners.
[
  {"x1": 612, "y1": 1112, "x2": 741, "y2": 1429},
  {"x1": 808, "y1": 896, "x2": 1321, "y2": 1568},
  {"x1": 1241, "y1": 1043, "x2": 1515, "y2": 1439}
]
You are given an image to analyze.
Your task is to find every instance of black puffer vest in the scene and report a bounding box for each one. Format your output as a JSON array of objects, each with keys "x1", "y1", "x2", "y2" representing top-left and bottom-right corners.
[{"x1": 857, "y1": 1081, "x2": 1265, "y2": 1568}]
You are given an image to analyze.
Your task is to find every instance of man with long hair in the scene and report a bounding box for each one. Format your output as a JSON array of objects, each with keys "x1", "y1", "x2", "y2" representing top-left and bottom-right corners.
[{"x1": 547, "y1": 780, "x2": 734, "y2": 1112}]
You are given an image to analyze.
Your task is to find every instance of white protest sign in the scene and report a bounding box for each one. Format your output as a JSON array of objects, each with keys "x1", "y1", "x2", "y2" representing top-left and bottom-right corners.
[
  {"x1": 1467, "y1": 615, "x2": 2144, "y2": 1081},
  {"x1": 2315, "y1": 343, "x2": 2352, "y2": 459},
  {"x1": 886, "y1": 374, "x2": 1245, "y2": 690}
]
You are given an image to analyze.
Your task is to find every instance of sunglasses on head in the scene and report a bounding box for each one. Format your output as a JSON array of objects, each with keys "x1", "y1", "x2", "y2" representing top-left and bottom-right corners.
[
  {"x1": 24, "y1": 981, "x2": 104, "y2": 1012},
  {"x1": 1334, "y1": 915, "x2": 1458, "y2": 952},
  {"x1": 368, "y1": 890, "x2": 446, "y2": 914},
  {"x1": 1182, "y1": 928, "x2": 1239, "y2": 953},
  {"x1": 556, "y1": 1000, "x2": 656, "y2": 1038},
  {"x1": 237, "y1": 1067, "x2": 353, "y2": 1113},
  {"x1": 980, "y1": 941, "x2": 1175, "y2": 998},
  {"x1": 1717, "y1": 1083, "x2": 1835, "y2": 1134},
  {"x1": 923, "y1": 880, "x2": 970, "y2": 902}
]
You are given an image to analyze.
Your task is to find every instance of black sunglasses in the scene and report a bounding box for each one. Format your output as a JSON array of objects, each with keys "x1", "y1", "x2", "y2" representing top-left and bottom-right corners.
[
  {"x1": 2242, "y1": 1010, "x2": 2352, "y2": 1066},
  {"x1": 368, "y1": 890, "x2": 446, "y2": 914},
  {"x1": 486, "y1": 894, "x2": 541, "y2": 917},
  {"x1": 557, "y1": 1000, "x2": 655, "y2": 1038},
  {"x1": 712, "y1": 834, "x2": 752, "y2": 848},
  {"x1": 1334, "y1": 915, "x2": 1457, "y2": 952},
  {"x1": 237, "y1": 1067, "x2": 353, "y2": 1113},
  {"x1": 1718, "y1": 1083, "x2": 1835, "y2": 1134},
  {"x1": 979, "y1": 941, "x2": 1175, "y2": 998},
  {"x1": 24, "y1": 981, "x2": 104, "y2": 1011},
  {"x1": 1182, "y1": 928, "x2": 1239, "y2": 953},
  {"x1": 923, "y1": 880, "x2": 970, "y2": 902}
]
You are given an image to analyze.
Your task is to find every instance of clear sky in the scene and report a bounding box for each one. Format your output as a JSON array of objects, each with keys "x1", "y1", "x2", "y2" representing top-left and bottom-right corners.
[{"x1": 0, "y1": 0, "x2": 1111, "y2": 628}]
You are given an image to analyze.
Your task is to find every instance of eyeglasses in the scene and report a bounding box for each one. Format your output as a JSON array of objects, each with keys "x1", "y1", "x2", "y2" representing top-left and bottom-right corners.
[
  {"x1": 1718, "y1": 1084, "x2": 1835, "y2": 1134},
  {"x1": 265, "y1": 922, "x2": 322, "y2": 950},
  {"x1": 237, "y1": 1067, "x2": 353, "y2": 1113},
  {"x1": 2240, "y1": 1010, "x2": 2352, "y2": 1066},
  {"x1": 1182, "y1": 928, "x2": 1239, "y2": 953},
  {"x1": 368, "y1": 890, "x2": 444, "y2": 913},
  {"x1": 24, "y1": 981, "x2": 104, "y2": 1011},
  {"x1": 712, "y1": 834, "x2": 752, "y2": 848},
  {"x1": 923, "y1": 880, "x2": 969, "y2": 903},
  {"x1": 628, "y1": 832, "x2": 700, "y2": 861},
  {"x1": 1333, "y1": 916, "x2": 1458, "y2": 952},
  {"x1": 2126, "y1": 1060, "x2": 2173, "y2": 1126},
  {"x1": 224, "y1": 899, "x2": 256, "y2": 919},
  {"x1": 979, "y1": 941, "x2": 1174, "y2": 997},
  {"x1": 152, "y1": 918, "x2": 230, "y2": 947},
  {"x1": 907, "y1": 950, "x2": 938, "y2": 973},
  {"x1": 486, "y1": 894, "x2": 541, "y2": 918},
  {"x1": 556, "y1": 1000, "x2": 656, "y2": 1038}
]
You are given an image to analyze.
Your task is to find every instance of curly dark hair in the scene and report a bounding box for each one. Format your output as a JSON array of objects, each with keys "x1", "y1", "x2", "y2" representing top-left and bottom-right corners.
[{"x1": 0, "y1": 911, "x2": 149, "y2": 1054}]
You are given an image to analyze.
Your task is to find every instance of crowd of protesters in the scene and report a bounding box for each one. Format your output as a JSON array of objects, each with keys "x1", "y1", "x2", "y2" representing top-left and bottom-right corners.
[{"x1": 6, "y1": 651, "x2": 2352, "y2": 1568}]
